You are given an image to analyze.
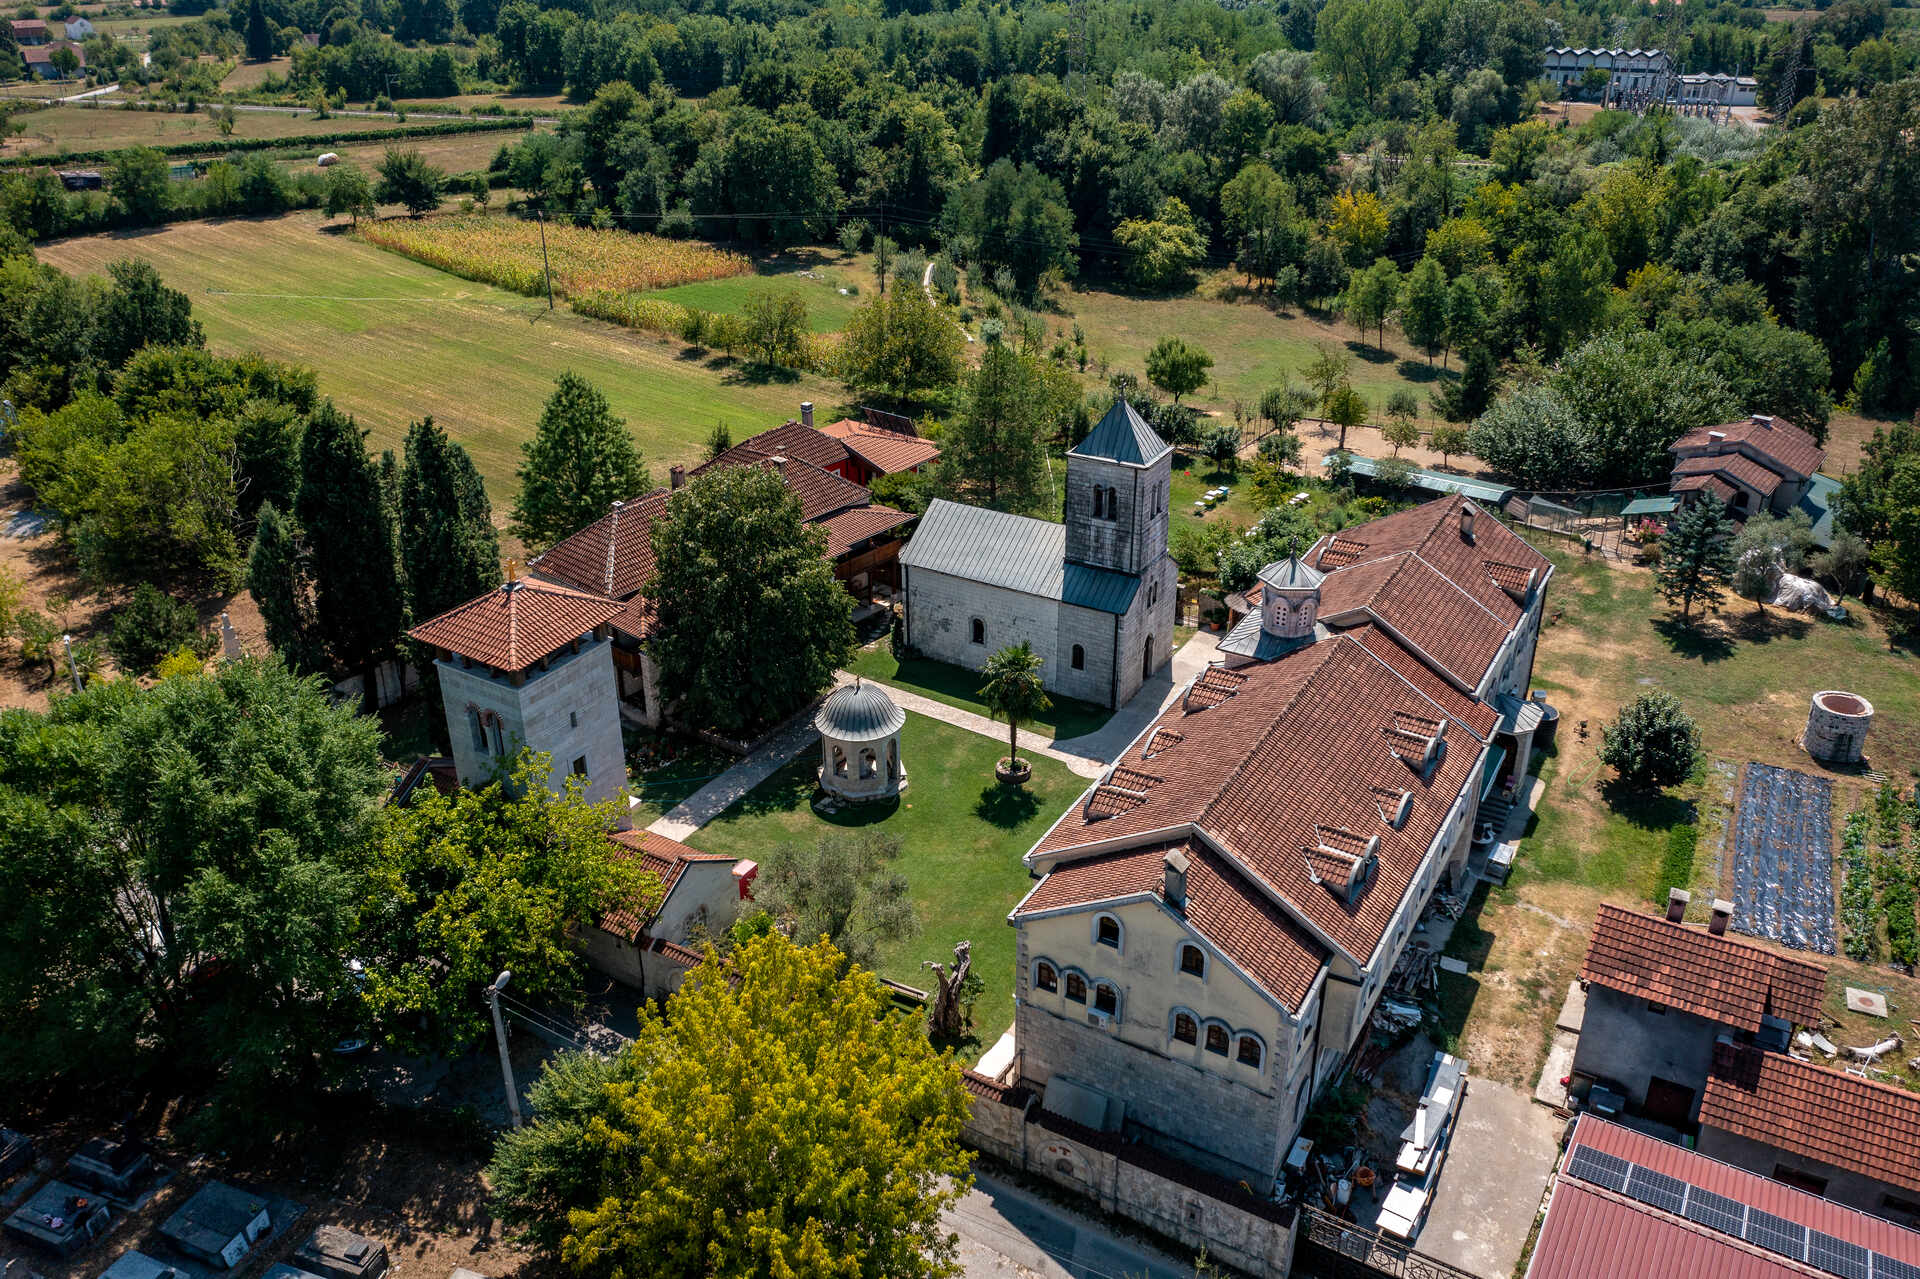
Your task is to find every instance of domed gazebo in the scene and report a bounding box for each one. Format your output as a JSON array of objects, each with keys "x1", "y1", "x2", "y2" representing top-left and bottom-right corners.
[{"x1": 815, "y1": 679, "x2": 907, "y2": 802}]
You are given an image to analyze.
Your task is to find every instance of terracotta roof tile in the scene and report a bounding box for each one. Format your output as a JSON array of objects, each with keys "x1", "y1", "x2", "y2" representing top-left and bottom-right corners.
[
  {"x1": 1673, "y1": 414, "x2": 1825, "y2": 481},
  {"x1": 597, "y1": 830, "x2": 735, "y2": 941},
  {"x1": 818, "y1": 505, "x2": 913, "y2": 557},
  {"x1": 1673, "y1": 472, "x2": 1739, "y2": 503},
  {"x1": 719, "y1": 420, "x2": 849, "y2": 472},
  {"x1": 1578, "y1": 903, "x2": 1828, "y2": 1031},
  {"x1": 1673, "y1": 452, "x2": 1785, "y2": 497},
  {"x1": 693, "y1": 446, "x2": 871, "y2": 522},
  {"x1": 407, "y1": 578, "x2": 623, "y2": 671},
  {"x1": 1037, "y1": 632, "x2": 1489, "y2": 965},
  {"x1": 531, "y1": 488, "x2": 670, "y2": 600},
  {"x1": 1702, "y1": 1046, "x2": 1920, "y2": 1195},
  {"x1": 1014, "y1": 841, "x2": 1329, "y2": 1010},
  {"x1": 818, "y1": 418, "x2": 943, "y2": 473},
  {"x1": 1317, "y1": 551, "x2": 1514, "y2": 690}
]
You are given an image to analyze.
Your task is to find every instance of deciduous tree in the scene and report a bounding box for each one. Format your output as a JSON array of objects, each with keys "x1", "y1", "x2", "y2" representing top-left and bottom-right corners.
[
  {"x1": 1145, "y1": 335, "x2": 1212, "y2": 403},
  {"x1": 750, "y1": 832, "x2": 916, "y2": 973},
  {"x1": 324, "y1": 162, "x2": 374, "y2": 225},
  {"x1": 1599, "y1": 691, "x2": 1702, "y2": 790},
  {"x1": 1399, "y1": 257, "x2": 1449, "y2": 362},
  {"x1": 375, "y1": 148, "x2": 444, "y2": 217},
  {"x1": 839, "y1": 284, "x2": 964, "y2": 402}
]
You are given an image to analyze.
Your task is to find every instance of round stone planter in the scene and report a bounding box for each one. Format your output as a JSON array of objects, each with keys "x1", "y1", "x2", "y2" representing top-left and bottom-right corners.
[{"x1": 995, "y1": 757, "x2": 1033, "y2": 786}]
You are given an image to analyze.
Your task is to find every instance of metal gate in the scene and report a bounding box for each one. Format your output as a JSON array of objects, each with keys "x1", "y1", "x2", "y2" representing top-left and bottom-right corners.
[{"x1": 1292, "y1": 1205, "x2": 1480, "y2": 1279}]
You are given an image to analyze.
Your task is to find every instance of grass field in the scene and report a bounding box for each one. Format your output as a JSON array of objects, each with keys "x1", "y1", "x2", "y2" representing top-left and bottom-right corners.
[
  {"x1": 643, "y1": 250, "x2": 869, "y2": 333},
  {"x1": 219, "y1": 56, "x2": 290, "y2": 91},
  {"x1": 324, "y1": 130, "x2": 520, "y2": 175},
  {"x1": 37, "y1": 213, "x2": 847, "y2": 503},
  {"x1": 684, "y1": 711, "x2": 1082, "y2": 1050},
  {"x1": 1439, "y1": 534, "x2": 1920, "y2": 1090},
  {"x1": 1, "y1": 103, "x2": 458, "y2": 157},
  {"x1": 845, "y1": 642, "x2": 1116, "y2": 742},
  {"x1": 1051, "y1": 268, "x2": 1455, "y2": 429}
]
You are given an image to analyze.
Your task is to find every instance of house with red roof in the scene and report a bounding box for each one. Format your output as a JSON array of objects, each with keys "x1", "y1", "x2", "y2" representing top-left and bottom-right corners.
[
  {"x1": 579, "y1": 829, "x2": 755, "y2": 998},
  {"x1": 1669, "y1": 413, "x2": 1827, "y2": 522},
  {"x1": 1001, "y1": 493, "x2": 1551, "y2": 1192},
  {"x1": 526, "y1": 420, "x2": 913, "y2": 728},
  {"x1": 406, "y1": 569, "x2": 631, "y2": 810}
]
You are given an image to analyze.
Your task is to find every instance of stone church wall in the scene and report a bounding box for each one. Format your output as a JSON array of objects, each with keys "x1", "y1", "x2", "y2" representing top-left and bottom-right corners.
[{"x1": 905, "y1": 567, "x2": 1123, "y2": 707}]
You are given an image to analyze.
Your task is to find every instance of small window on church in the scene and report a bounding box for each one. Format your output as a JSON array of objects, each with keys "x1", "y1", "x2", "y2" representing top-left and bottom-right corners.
[
  {"x1": 1237, "y1": 1035, "x2": 1264, "y2": 1069},
  {"x1": 572, "y1": 756, "x2": 588, "y2": 778},
  {"x1": 971, "y1": 618, "x2": 985, "y2": 645},
  {"x1": 1105, "y1": 486, "x2": 1119, "y2": 519},
  {"x1": 1071, "y1": 644, "x2": 1085, "y2": 670},
  {"x1": 1205, "y1": 1024, "x2": 1229, "y2": 1056},
  {"x1": 1180, "y1": 945, "x2": 1205, "y2": 976},
  {"x1": 569, "y1": 710, "x2": 579, "y2": 729},
  {"x1": 1092, "y1": 486, "x2": 1104, "y2": 519},
  {"x1": 468, "y1": 709, "x2": 486, "y2": 752}
]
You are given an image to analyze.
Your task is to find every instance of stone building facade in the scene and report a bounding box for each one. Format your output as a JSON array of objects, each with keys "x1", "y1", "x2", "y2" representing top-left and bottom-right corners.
[{"x1": 900, "y1": 399, "x2": 1176, "y2": 710}]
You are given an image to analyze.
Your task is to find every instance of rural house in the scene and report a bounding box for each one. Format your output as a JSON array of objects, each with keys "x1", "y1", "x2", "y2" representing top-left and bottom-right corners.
[
  {"x1": 1528, "y1": 1114, "x2": 1920, "y2": 1279},
  {"x1": 813, "y1": 410, "x2": 941, "y2": 484},
  {"x1": 1001, "y1": 494, "x2": 1551, "y2": 1192},
  {"x1": 578, "y1": 829, "x2": 754, "y2": 998},
  {"x1": 1699, "y1": 1045, "x2": 1920, "y2": 1224},
  {"x1": 900, "y1": 399, "x2": 1178, "y2": 711},
  {"x1": 1668, "y1": 413, "x2": 1828, "y2": 521},
  {"x1": 406, "y1": 571, "x2": 630, "y2": 811},
  {"x1": 61, "y1": 16, "x2": 93, "y2": 39},
  {"x1": 1570, "y1": 896, "x2": 1828, "y2": 1126},
  {"x1": 8, "y1": 18, "x2": 49, "y2": 43},
  {"x1": 22, "y1": 42, "x2": 84, "y2": 78}
]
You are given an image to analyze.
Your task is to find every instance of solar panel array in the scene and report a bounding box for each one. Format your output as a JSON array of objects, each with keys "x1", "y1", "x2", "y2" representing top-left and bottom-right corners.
[{"x1": 1563, "y1": 1144, "x2": 1918, "y2": 1279}]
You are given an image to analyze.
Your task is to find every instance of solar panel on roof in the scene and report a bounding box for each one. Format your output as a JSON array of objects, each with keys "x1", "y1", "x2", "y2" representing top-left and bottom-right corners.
[
  {"x1": 1681, "y1": 1186, "x2": 1747, "y2": 1238},
  {"x1": 1565, "y1": 1146, "x2": 1631, "y2": 1192},
  {"x1": 1809, "y1": 1233, "x2": 1872, "y2": 1279},
  {"x1": 1626, "y1": 1165, "x2": 1688, "y2": 1215},
  {"x1": 1874, "y1": 1254, "x2": 1920, "y2": 1279},
  {"x1": 1750, "y1": 1209, "x2": 1810, "y2": 1259}
]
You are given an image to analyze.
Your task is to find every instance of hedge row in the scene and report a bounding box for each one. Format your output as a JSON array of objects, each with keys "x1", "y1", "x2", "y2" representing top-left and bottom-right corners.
[
  {"x1": 571, "y1": 289, "x2": 842, "y2": 374},
  {"x1": 1872, "y1": 789, "x2": 1918, "y2": 966},
  {"x1": 0, "y1": 115, "x2": 529, "y2": 169},
  {"x1": 1841, "y1": 806, "x2": 1877, "y2": 961},
  {"x1": 1653, "y1": 823, "x2": 1697, "y2": 908}
]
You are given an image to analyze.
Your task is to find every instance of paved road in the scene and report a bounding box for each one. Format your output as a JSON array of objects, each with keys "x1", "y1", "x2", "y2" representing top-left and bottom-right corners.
[
  {"x1": 17, "y1": 94, "x2": 561, "y2": 125},
  {"x1": 950, "y1": 1170, "x2": 1198, "y2": 1279},
  {"x1": 1414, "y1": 1078, "x2": 1562, "y2": 1278}
]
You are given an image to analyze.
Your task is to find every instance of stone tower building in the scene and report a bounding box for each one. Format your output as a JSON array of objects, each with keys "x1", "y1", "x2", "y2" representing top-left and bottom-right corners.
[
  {"x1": 1063, "y1": 400, "x2": 1173, "y2": 579},
  {"x1": 407, "y1": 573, "x2": 631, "y2": 813}
]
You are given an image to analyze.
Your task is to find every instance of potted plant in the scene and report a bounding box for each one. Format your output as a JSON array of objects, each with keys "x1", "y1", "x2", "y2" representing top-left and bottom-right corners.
[{"x1": 980, "y1": 641, "x2": 1049, "y2": 786}]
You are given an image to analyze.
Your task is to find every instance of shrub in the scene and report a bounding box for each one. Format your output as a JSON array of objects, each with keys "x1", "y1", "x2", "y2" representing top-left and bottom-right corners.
[
  {"x1": 1598, "y1": 691, "x2": 1701, "y2": 790},
  {"x1": 107, "y1": 583, "x2": 200, "y2": 674}
]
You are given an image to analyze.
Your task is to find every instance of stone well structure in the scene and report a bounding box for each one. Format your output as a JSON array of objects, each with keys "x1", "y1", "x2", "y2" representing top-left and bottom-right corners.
[
  {"x1": 1803, "y1": 690, "x2": 1873, "y2": 765},
  {"x1": 815, "y1": 679, "x2": 907, "y2": 802}
]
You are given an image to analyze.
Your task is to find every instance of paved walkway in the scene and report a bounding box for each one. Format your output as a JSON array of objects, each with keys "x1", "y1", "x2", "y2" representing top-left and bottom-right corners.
[
  {"x1": 950, "y1": 1169, "x2": 1197, "y2": 1279},
  {"x1": 646, "y1": 631, "x2": 1226, "y2": 840}
]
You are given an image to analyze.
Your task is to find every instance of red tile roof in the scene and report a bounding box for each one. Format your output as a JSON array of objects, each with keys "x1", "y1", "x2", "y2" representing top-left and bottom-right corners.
[
  {"x1": 1702, "y1": 1045, "x2": 1920, "y2": 1195},
  {"x1": 1526, "y1": 1114, "x2": 1920, "y2": 1279},
  {"x1": 818, "y1": 418, "x2": 943, "y2": 473},
  {"x1": 408, "y1": 578, "x2": 623, "y2": 671},
  {"x1": 1014, "y1": 841, "x2": 1328, "y2": 1010},
  {"x1": 530, "y1": 488, "x2": 670, "y2": 601},
  {"x1": 1673, "y1": 414, "x2": 1825, "y2": 481},
  {"x1": 694, "y1": 446, "x2": 872, "y2": 523},
  {"x1": 1579, "y1": 903, "x2": 1828, "y2": 1031},
  {"x1": 1035, "y1": 631, "x2": 1490, "y2": 966},
  {"x1": 818, "y1": 505, "x2": 914, "y2": 557},
  {"x1": 597, "y1": 829, "x2": 736, "y2": 941},
  {"x1": 1674, "y1": 452, "x2": 1785, "y2": 498},
  {"x1": 1673, "y1": 472, "x2": 1740, "y2": 503},
  {"x1": 718, "y1": 420, "x2": 849, "y2": 473}
]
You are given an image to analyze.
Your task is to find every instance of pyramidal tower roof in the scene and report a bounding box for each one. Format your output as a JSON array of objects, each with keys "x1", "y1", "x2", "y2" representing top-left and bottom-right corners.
[
  {"x1": 1257, "y1": 556, "x2": 1325, "y2": 592},
  {"x1": 1070, "y1": 398, "x2": 1171, "y2": 467}
]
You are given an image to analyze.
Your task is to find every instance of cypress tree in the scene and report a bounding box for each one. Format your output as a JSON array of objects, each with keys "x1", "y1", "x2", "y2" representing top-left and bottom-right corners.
[
  {"x1": 244, "y1": 0, "x2": 273, "y2": 62},
  {"x1": 1656, "y1": 493, "x2": 1736, "y2": 620},
  {"x1": 245, "y1": 502, "x2": 324, "y2": 673},
  {"x1": 296, "y1": 401, "x2": 408, "y2": 705},
  {"x1": 509, "y1": 373, "x2": 649, "y2": 549},
  {"x1": 399, "y1": 417, "x2": 501, "y2": 621}
]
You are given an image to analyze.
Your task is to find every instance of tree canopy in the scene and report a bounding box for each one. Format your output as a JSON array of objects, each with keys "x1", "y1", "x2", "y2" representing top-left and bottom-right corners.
[{"x1": 511, "y1": 372, "x2": 650, "y2": 550}]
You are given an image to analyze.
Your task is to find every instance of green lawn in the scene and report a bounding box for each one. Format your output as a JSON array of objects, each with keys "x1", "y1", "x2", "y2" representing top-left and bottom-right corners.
[
  {"x1": 37, "y1": 214, "x2": 847, "y2": 505},
  {"x1": 683, "y1": 711, "x2": 1083, "y2": 1049},
  {"x1": 845, "y1": 644, "x2": 1117, "y2": 743},
  {"x1": 644, "y1": 261, "x2": 864, "y2": 334}
]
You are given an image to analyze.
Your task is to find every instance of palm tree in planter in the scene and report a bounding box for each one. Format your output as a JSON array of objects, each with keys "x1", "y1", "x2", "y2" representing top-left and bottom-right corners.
[{"x1": 980, "y1": 641, "x2": 1050, "y2": 785}]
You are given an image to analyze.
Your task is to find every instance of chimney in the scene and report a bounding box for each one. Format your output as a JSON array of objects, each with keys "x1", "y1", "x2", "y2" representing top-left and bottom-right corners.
[
  {"x1": 1459, "y1": 503, "x2": 1476, "y2": 543},
  {"x1": 733, "y1": 859, "x2": 759, "y2": 901},
  {"x1": 1707, "y1": 430, "x2": 1726, "y2": 443},
  {"x1": 669, "y1": 464, "x2": 686, "y2": 489},
  {"x1": 1163, "y1": 848, "x2": 1190, "y2": 911},
  {"x1": 1666, "y1": 887, "x2": 1690, "y2": 923},
  {"x1": 1752, "y1": 413, "x2": 1773, "y2": 428},
  {"x1": 801, "y1": 401, "x2": 814, "y2": 428},
  {"x1": 1709, "y1": 899, "x2": 1733, "y2": 936}
]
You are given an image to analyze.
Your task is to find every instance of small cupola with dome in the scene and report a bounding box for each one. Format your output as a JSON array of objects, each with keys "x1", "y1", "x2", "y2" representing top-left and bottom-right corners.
[
  {"x1": 814, "y1": 678, "x2": 908, "y2": 804},
  {"x1": 1257, "y1": 556, "x2": 1325, "y2": 640}
]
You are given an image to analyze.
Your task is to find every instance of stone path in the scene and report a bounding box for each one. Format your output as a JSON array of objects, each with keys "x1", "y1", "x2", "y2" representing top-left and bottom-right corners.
[{"x1": 647, "y1": 631, "x2": 1226, "y2": 840}]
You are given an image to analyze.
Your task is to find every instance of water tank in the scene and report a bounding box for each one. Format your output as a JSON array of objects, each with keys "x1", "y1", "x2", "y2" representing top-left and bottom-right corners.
[{"x1": 1803, "y1": 690, "x2": 1872, "y2": 765}]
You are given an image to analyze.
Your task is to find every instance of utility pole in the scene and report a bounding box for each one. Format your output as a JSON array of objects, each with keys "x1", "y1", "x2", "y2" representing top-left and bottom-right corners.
[
  {"x1": 487, "y1": 970, "x2": 522, "y2": 1129},
  {"x1": 535, "y1": 203, "x2": 555, "y2": 311},
  {"x1": 61, "y1": 634, "x2": 81, "y2": 692}
]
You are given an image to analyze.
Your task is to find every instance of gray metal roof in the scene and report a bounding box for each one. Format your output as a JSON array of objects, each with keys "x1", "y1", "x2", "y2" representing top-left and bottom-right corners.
[
  {"x1": 1218, "y1": 612, "x2": 1325, "y2": 662},
  {"x1": 1257, "y1": 556, "x2": 1324, "y2": 592},
  {"x1": 901, "y1": 500, "x2": 1138, "y2": 614},
  {"x1": 1070, "y1": 399, "x2": 1170, "y2": 468},
  {"x1": 814, "y1": 680, "x2": 905, "y2": 741}
]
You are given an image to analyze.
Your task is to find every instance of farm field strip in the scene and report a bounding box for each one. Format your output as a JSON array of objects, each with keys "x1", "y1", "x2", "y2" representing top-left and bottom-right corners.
[
  {"x1": 356, "y1": 214, "x2": 750, "y2": 299},
  {"x1": 36, "y1": 214, "x2": 842, "y2": 502},
  {"x1": 1, "y1": 103, "x2": 497, "y2": 157}
]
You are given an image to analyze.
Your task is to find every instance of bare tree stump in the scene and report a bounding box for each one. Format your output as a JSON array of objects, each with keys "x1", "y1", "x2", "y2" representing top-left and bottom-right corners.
[{"x1": 924, "y1": 940, "x2": 972, "y2": 1040}]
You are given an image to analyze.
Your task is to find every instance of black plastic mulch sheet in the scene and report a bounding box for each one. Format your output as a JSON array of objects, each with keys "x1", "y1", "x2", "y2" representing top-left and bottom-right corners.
[{"x1": 1729, "y1": 761, "x2": 1836, "y2": 954}]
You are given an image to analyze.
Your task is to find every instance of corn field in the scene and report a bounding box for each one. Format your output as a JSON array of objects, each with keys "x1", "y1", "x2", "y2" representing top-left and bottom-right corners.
[{"x1": 355, "y1": 215, "x2": 750, "y2": 299}]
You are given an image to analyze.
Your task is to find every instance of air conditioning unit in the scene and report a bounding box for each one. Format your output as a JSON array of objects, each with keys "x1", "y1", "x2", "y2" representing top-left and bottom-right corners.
[{"x1": 1087, "y1": 1010, "x2": 1113, "y2": 1030}]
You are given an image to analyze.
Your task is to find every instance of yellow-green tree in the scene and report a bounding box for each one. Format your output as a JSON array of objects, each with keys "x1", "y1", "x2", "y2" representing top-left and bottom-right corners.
[{"x1": 493, "y1": 933, "x2": 973, "y2": 1279}]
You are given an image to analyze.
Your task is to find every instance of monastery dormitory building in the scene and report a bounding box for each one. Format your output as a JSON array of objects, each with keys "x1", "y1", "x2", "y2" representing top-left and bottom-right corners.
[{"x1": 1002, "y1": 494, "x2": 1553, "y2": 1192}]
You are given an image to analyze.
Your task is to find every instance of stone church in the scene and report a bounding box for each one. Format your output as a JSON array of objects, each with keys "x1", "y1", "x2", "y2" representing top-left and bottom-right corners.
[{"x1": 898, "y1": 399, "x2": 1177, "y2": 710}]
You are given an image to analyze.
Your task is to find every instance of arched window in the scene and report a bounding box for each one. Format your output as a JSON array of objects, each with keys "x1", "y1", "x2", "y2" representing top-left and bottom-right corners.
[
  {"x1": 1093, "y1": 982, "x2": 1118, "y2": 1015},
  {"x1": 490, "y1": 719, "x2": 507, "y2": 757},
  {"x1": 1071, "y1": 644, "x2": 1085, "y2": 670},
  {"x1": 1172, "y1": 1012, "x2": 1198, "y2": 1044},
  {"x1": 1065, "y1": 972, "x2": 1087, "y2": 1004},
  {"x1": 1092, "y1": 486, "x2": 1104, "y2": 519},
  {"x1": 859, "y1": 749, "x2": 877, "y2": 779},
  {"x1": 1205, "y1": 1024, "x2": 1230, "y2": 1056},
  {"x1": 1236, "y1": 1035, "x2": 1265, "y2": 1069},
  {"x1": 832, "y1": 746, "x2": 848, "y2": 776},
  {"x1": 1148, "y1": 579, "x2": 1158, "y2": 608},
  {"x1": 1106, "y1": 486, "x2": 1119, "y2": 519},
  {"x1": 467, "y1": 708, "x2": 487, "y2": 752},
  {"x1": 1179, "y1": 945, "x2": 1205, "y2": 977},
  {"x1": 971, "y1": 618, "x2": 985, "y2": 645},
  {"x1": 1034, "y1": 961, "x2": 1058, "y2": 993},
  {"x1": 1095, "y1": 914, "x2": 1122, "y2": 949}
]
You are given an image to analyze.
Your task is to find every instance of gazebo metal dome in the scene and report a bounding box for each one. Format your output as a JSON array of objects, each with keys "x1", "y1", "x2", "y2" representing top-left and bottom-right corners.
[{"x1": 815, "y1": 680, "x2": 906, "y2": 742}]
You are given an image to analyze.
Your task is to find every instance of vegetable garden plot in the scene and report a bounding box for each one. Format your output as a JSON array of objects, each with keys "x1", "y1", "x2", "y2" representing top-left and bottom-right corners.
[{"x1": 1730, "y1": 762, "x2": 1837, "y2": 954}]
